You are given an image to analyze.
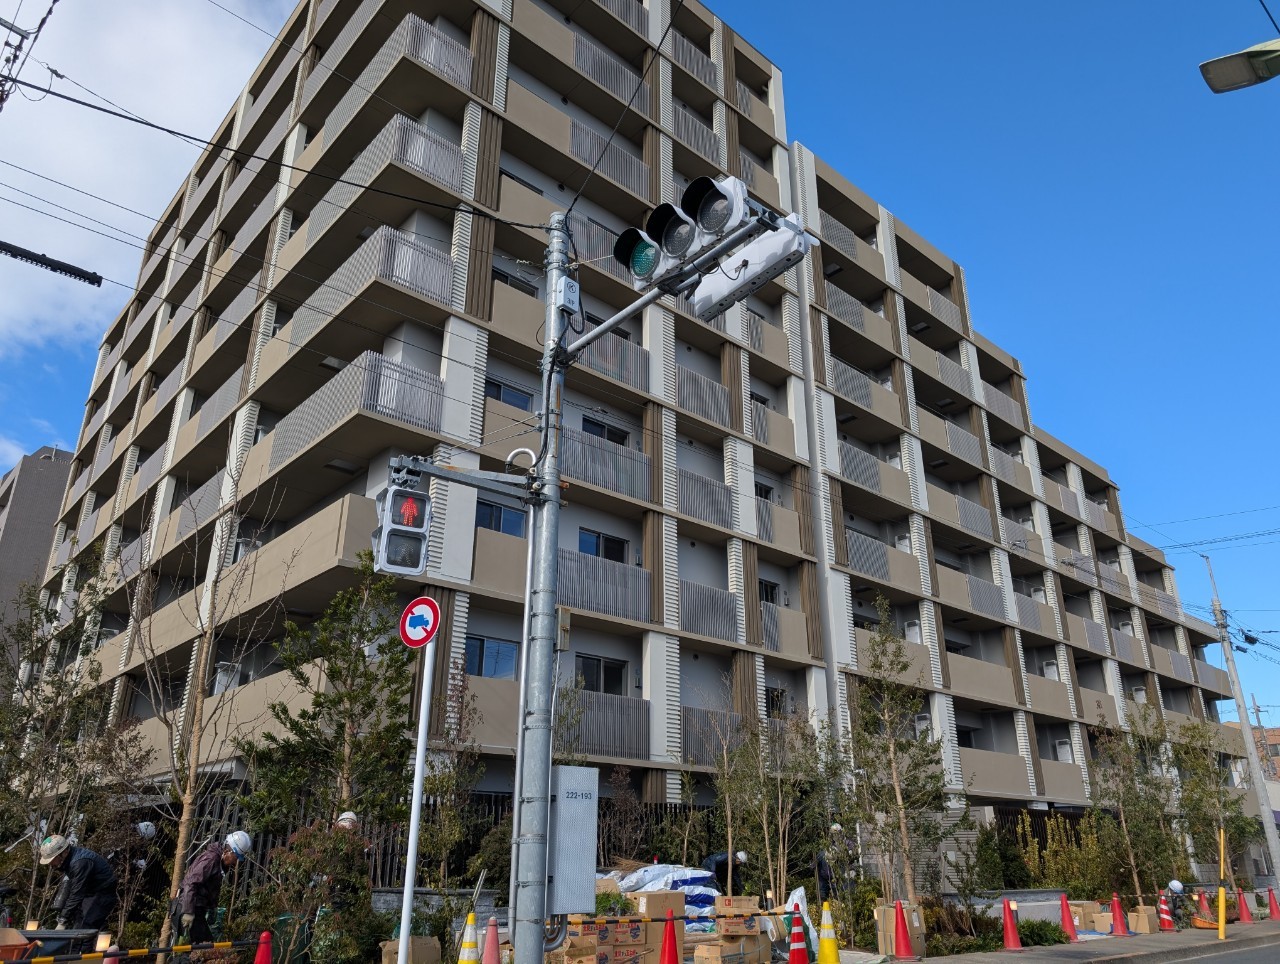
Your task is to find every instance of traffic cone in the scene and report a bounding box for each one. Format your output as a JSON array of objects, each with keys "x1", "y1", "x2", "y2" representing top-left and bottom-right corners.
[
  {"x1": 1109, "y1": 894, "x2": 1130, "y2": 936},
  {"x1": 817, "y1": 902, "x2": 839, "y2": 964},
  {"x1": 1238, "y1": 889, "x2": 1255, "y2": 924},
  {"x1": 458, "y1": 912, "x2": 479, "y2": 964},
  {"x1": 253, "y1": 931, "x2": 273, "y2": 964},
  {"x1": 1199, "y1": 890, "x2": 1213, "y2": 918},
  {"x1": 788, "y1": 903, "x2": 809, "y2": 964},
  {"x1": 482, "y1": 916, "x2": 500, "y2": 964},
  {"x1": 1058, "y1": 893, "x2": 1078, "y2": 942},
  {"x1": 659, "y1": 909, "x2": 678, "y2": 964},
  {"x1": 1268, "y1": 887, "x2": 1280, "y2": 920},
  {"x1": 1157, "y1": 894, "x2": 1174, "y2": 932},
  {"x1": 1000, "y1": 899, "x2": 1021, "y2": 951},
  {"x1": 892, "y1": 900, "x2": 918, "y2": 960}
]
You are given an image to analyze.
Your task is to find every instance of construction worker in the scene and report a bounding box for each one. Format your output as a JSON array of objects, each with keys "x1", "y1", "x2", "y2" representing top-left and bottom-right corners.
[
  {"x1": 178, "y1": 830, "x2": 252, "y2": 943},
  {"x1": 39, "y1": 835, "x2": 117, "y2": 933},
  {"x1": 701, "y1": 850, "x2": 747, "y2": 895},
  {"x1": 1166, "y1": 879, "x2": 1187, "y2": 928},
  {"x1": 335, "y1": 811, "x2": 358, "y2": 831}
]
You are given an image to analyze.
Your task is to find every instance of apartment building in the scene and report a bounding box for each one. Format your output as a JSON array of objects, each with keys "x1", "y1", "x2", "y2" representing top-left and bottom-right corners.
[
  {"x1": 0, "y1": 445, "x2": 71, "y2": 629},
  {"x1": 43, "y1": 0, "x2": 1251, "y2": 835}
]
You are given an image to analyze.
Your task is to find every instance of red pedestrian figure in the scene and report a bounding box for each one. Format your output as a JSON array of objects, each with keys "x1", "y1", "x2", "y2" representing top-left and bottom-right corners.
[{"x1": 399, "y1": 496, "x2": 421, "y2": 526}]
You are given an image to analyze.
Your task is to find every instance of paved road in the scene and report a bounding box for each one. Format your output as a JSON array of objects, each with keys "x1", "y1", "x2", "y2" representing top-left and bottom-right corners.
[{"x1": 1166, "y1": 948, "x2": 1280, "y2": 962}]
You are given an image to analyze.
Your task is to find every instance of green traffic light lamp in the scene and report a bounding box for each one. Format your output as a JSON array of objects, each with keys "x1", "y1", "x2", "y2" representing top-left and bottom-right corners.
[{"x1": 1200, "y1": 38, "x2": 1280, "y2": 93}]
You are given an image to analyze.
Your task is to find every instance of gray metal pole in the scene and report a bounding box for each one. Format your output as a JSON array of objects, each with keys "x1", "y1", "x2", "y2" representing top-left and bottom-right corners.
[
  {"x1": 1203, "y1": 554, "x2": 1280, "y2": 885},
  {"x1": 508, "y1": 508, "x2": 538, "y2": 916},
  {"x1": 397, "y1": 645, "x2": 438, "y2": 964},
  {"x1": 511, "y1": 211, "x2": 570, "y2": 963}
]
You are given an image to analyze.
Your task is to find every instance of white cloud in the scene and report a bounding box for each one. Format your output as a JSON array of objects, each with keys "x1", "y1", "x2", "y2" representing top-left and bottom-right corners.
[
  {"x1": 0, "y1": 435, "x2": 25, "y2": 472},
  {"x1": 0, "y1": 0, "x2": 294, "y2": 357}
]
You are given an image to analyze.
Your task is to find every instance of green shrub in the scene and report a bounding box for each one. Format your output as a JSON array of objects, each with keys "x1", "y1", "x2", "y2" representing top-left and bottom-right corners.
[
  {"x1": 925, "y1": 933, "x2": 1002, "y2": 956},
  {"x1": 596, "y1": 892, "x2": 635, "y2": 917},
  {"x1": 1016, "y1": 918, "x2": 1069, "y2": 947}
]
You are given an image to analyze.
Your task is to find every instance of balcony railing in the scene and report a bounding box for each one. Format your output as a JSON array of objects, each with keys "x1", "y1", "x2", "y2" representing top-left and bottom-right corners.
[
  {"x1": 567, "y1": 214, "x2": 629, "y2": 284},
  {"x1": 561, "y1": 426, "x2": 651, "y2": 502},
  {"x1": 989, "y1": 448, "x2": 1025, "y2": 485},
  {"x1": 844, "y1": 528, "x2": 890, "y2": 582},
  {"x1": 738, "y1": 150, "x2": 761, "y2": 190},
  {"x1": 683, "y1": 705, "x2": 743, "y2": 766},
  {"x1": 270, "y1": 351, "x2": 444, "y2": 470},
  {"x1": 230, "y1": 195, "x2": 278, "y2": 255},
  {"x1": 596, "y1": 0, "x2": 648, "y2": 35},
  {"x1": 983, "y1": 382, "x2": 1025, "y2": 428},
  {"x1": 556, "y1": 690, "x2": 650, "y2": 761},
  {"x1": 761, "y1": 601, "x2": 783, "y2": 653},
  {"x1": 680, "y1": 580, "x2": 738, "y2": 642},
  {"x1": 558, "y1": 548, "x2": 650, "y2": 623},
  {"x1": 1167, "y1": 648, "x2": 1193, "y2": 683},
  {"x1": 818, "y1": 210, "x2": 860, "y2": 259},
  {"x1": 670, "y1": 31, "x2": 719, "y2": 88},
  {"x1": 946, "y1": 421, "x2": 984, "y2": 467},
  {"x1": 176, "y1": 468, "x2": 226, "y2": 542},
  {"x1": 196, "y1": 366, "x2": 245, "y2": 442},
  {"x1": 677, "y1": 468, "x2": 733, "y2": 528},
  {"x1": 150, "y1": 364, "x2": 184, "y2": 414},
  {"x1": 837, "y1": 441, "x2": 882, "y2": 493},
  {"x1": 575, "y1": 33, "x2": 649, "y2": 113},
  {"x1": 735, "y1": 79, "x2": 764, "y2": 119},
  {"x1": 1060, "y1": 549, "x2": 1096, "y2": 587},
  {"x1": 302, "y1": 0, "x2": 383, "y2": 108},
  {"x1": 956, "y1": 494, "x2": 993, "y2": 541},
  {"x1": 829, "y1": 356, "x2": 875, "y2": 408},
  {"x1": 755, "y1": 497, "x2": 775, "y2": 543},
  {"x1": 927, "y1": 287, "x2": 963, "y2": 331},
  {"x1": 311, "y1": 114, "x2": 463, "y2": 240},
  {"x1": 218, "y1": 269, "x2": 265, "y2": 332},
  {"x1": 1137, "y1": 583, "x2": 1180, "y2": 620},
  {"x1": 674, "y1": 104, "x2": 720, "y2": 162},
  {"x1": 575, "y1": 319, "x2": 650, "y2": 392},
  {"x1": 676, "y1": 365, "x2": 731, "y2": 427},
  {"x1": 132, "y1": 449, "x2": 166, "y2": 496},
  {"x1": 1097, "y1": 561, "x2": 1130, "y2": 599},
  {"x1": 1013, "y1": 593, "x2": 1041, "y2": 632},
  {"x1": 824, "y1": 281, "x2": 865, "y2": 331},
  {"x1": 936, "y1": 352, "x2": 975, "y2": 400},
  {"x1": 290, "y1": 226, "x2": 454, "y2": 353},
  {"x1": 1004, "y1": 518, "x2": 1040, "y2": 555},
  {"x1": 968, "y1": 574, "x2": 1006, "y2": 620},
  {"x1": 1082, "y1": 618, "x2": 1109, "y2": 655},
  {"x1": 570, "y1": 119, "x2": 649, "y2": 198}
]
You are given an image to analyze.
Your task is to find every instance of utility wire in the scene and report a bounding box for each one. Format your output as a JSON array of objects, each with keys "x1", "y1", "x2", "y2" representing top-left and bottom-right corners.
[{"x1": 1259, "y1": 0, "x2": 1280, "y2": 35}]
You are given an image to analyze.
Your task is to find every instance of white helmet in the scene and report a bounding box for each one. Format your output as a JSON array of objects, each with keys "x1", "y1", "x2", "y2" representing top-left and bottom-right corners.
[
  {"x1": 1169, "y1": 879, "x2": 1184, "y2": 895},
  {"x1": 830, "y1": 823, "x2": 843, "y2": 834},
  {"x1": 735, "y1": 851, "x2": 748, "y2": 864},
  {"x1": 224, "y1": 831, "x2": 252, "y2": 862},
  {"x1": 38, "y1": 834, "x2": 71, "y2": 865},
  {"x1": 336, "y1": 811, "x2": 358, "y2": 830},
  {"x1": 136, "y1": 821, "x2": 157, "y2": 841}
]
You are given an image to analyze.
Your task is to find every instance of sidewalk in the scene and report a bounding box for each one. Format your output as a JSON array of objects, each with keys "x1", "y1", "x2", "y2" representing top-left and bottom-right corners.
[{"x1": 836, "y1": 919, "x2": 1280, "y2": 963}]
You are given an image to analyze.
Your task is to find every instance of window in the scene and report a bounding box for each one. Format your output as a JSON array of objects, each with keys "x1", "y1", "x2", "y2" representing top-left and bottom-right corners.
[
  {"x1": 484, "y1": 379, "x2": 534, "y2": 412},
  {"x1": 576, "y1": 654, "x2": 626, "y2": 695},
  {"x1": 465, "y1": 635, "x2": 519, "y2": 680},
  {"x1": 758, "y1": 579, "x2": 780, "y2": 605},
  {"x1": 579, "y1": 528, "x2": 627, "y2": 563},
  {"x1": 476, "y1": 500, "x2": 526, "y2": 538},
  {"x1": 750, "y1": 391, "x2": 770, "y2": 409},
  {"x1": 754, "y1": 481, "x2": 775, "y2": 502},
  {"x1": 581, "y1": 417, "x2": 629, "y2": 446},
  {"x1": 271, "y1": 306, "x2": 294, "y2": 335},
  {"x1": 492, "y1": 267, "x2": 538, "y2": 298},
  {"x1": 765, "y1": 686, "x2": 788, "y2": 719},
  {"x1": 956, "y1": 729, "x2": 975, "y2": 749}
]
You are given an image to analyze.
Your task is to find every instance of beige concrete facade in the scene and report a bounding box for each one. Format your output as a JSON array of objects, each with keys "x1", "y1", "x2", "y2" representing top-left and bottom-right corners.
[{"x1": 44, "y1": 0, "x2": 1243, "y2": 817}]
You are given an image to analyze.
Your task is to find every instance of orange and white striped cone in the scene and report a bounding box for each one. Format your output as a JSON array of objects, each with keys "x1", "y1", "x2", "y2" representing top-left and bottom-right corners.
[
  {"x1": 787, "y1": 903, "x2": 809, "y2": 964},
  {"x1": 458, "y1": 912, "x2": 480, "y2": 964},
  {"x1": 1157, "y1": 894, "x2": 1175, "y2": 932},
  {"x1": 481, "y1": 915, "x2": 500, "y2": 964}
]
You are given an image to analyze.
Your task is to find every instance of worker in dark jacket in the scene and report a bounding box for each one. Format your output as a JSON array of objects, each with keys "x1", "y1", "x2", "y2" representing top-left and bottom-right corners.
[
  {"x1": 39, "y1": 835, "x2": 117, "y2": 931},
  {"x1": 701, "y1": 850, "x2": 747, "y2": 895},
  {"x1": 178, "y1": 831, "x2": 252, "y2": 942}
]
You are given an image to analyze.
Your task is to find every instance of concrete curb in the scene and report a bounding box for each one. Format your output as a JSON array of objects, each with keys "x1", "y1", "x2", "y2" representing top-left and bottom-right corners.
[{"x1": 1087, "y1": 929, "x2": 1280, "y2": 963}]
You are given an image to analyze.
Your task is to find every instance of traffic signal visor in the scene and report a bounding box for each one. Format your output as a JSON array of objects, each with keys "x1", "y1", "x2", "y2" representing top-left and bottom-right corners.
[
  {"x1": 614, "y1": 227, "x2": 672, "y2": 290},
  {"x1": 373, "y1": 485, "x2": 432, "y2": 576},
  {"x1": 681, "y1": 176, "x2": 749, "y2": 248}
]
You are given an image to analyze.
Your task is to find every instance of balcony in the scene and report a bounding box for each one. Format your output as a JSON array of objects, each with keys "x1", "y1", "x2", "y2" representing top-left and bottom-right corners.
[
  {"x1": 470, "y1": 676, "x2": 519, "y2": 750},
  {"x1": 558, "y1": 547, "x2": 650, "y2": 623},
  {"x1": 917, "y1": 409, "x2": 984, "y2": 469},
  {"x1": 680, "y1": 580, "x2": 738, "y2": 642},
  {"x1": 670, "y1": 31, "x2": 719, "y2": 89},
  {"x1": 927, "y1": 485, "x2": 994, "y2": 543},
  {"x1": 682, "y1": 705, "x2": 742, "y2": 767},
  {"x1": 171, "y1": 365, "x2": 244, "y2": 464},
  {"x1": 983, "y1": 382, "x2": 1025, "y2": 430},
  {"x1": 1064, "y1": 612, "x2": 1109, "y2": 656},
  {"x1": 1194, "y1": 659, "x2": 1231, "y2": 697},
  {"x1": 677, "y1": 468, "x2": 733, "y2": 529},
  {"x1": 843, "y1": 528, "x2": 922, "y2": 594},
  {"x1": 1078, "y1": 686, "x2": 1119, "y2": 726},
  {"x1": 1041, "y1": 476, "x2": 1083, "y2": 520},
  {"x1": 960, "y1": 747, "x2": 1031, "y2": 798},
  {"x1": 827, "y1": 356, "x2": 900, "y2": 423},
  {"x1": 471, "y1": 528, "x2": 528, "y2": 597},
  {"x1": 1027, "y1": 674, "x2": 1073, "y2": 719},
  {"x1": 836, "y1": 443, "x2": 912, "y2": 505},
  {"x1": 733, "y1": 79, "x2": 774, "y2": 133},
  {"x1": 1097, "y1": 561, "x2": 1132, "y2": 601},
  {"x1": 748, "y1": 401, "x2": 795, "y2": 457},
  {"x1": 1004, "y1": 518, "x2": 1043, "y2": 562},
  {"x1": 947, "y1": 651, "x2": 1016, "y2": 705},
  {"x1": 557, "y1": 690, "x2": 651, "y2": 761},
  {"x1": 673, "y1": 104, "x2": 720, "y2": 162},
  {"x1": 1136, "y1": 583, "x2": 1180, "y2": 621},
  {"x1": 754, "y1": 499, "x2": 803, "y2": 555},
  {"x1": 569, "y1": 118, "x2": 650, "y2": 199},
  {"x1": 1110, "y1": 628, "x2": 1141, "y2": 666},
  {"x1": 742, "y1": 306, "x2": 788, "y2": 361},
  {"x1": 1039, "y1": 758, "x2": 1086, "y2": 802},
  {"x1": 676, "y1": 365, "x2": 731, "y2": 428},
  {"x1": 562, "y1": 425, "x2": 651, "y2": 502},
  {"x1": 574, "y1": 319, "x2": 651, "y2": 393},
  {"x1": 1149, "y1": 644, "x2": 1191, "y2": 684},
  {"x1": 817, "y1": 210, "x2": 882, "y2": 271},
  {"x1": 989, "y1": 448, "x2": 1033, "y2": 491},
  {"x1": 760, "y1": 602, "x2": 809, "y2": 658},
  {"x1": 575, "y1": 32, "x2": 649, "y2": 114},
  {"x1": 301, "y1": 0, "x2": 385, "y2": 111}
]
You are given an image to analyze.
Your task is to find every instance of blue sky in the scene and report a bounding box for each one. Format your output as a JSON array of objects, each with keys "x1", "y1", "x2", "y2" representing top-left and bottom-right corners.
[{"x1": 1, "y1": 1, "x2": 1277, "y2": 718}]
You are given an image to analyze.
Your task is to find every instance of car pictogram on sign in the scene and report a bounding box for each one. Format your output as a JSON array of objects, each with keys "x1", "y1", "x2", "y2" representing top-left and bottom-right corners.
[{"x1": 399, "y1": 596, "x2": 441, "y2": 649}]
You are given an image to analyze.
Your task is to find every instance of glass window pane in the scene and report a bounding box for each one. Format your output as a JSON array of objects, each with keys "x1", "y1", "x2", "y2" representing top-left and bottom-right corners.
[
  {"x1": 476, "y1": 501, "x2": 497, "y2": 531},
  {"x1": 579, "y1": 529, "x2": 599, "y2": 556},
  {"x1": 601, "y1": 535, "x2": 627, "y2": 563},
  {"x1": 602, "y1": 658, "x2": 627, "y2": 696},
  {"x1": 500, "y1": 507, "x2": 526, "y2": 538},
  {"x1": 485, "y1": 640, "x2": 518, "y2": 680},
  {"x1": 465, "y1": 636, "x2": 484, "y2": 676},
  {"x1": 576, "y1": 655, "x2": 601, "y2": 692}
]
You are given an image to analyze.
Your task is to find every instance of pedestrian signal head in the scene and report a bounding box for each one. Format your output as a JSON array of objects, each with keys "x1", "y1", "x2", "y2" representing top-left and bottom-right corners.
[{"x1": 373, "y1": 485, "x2": 432, "y2": 576}]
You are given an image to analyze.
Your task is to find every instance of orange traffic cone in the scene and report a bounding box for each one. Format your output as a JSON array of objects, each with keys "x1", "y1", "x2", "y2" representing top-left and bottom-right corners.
[
  {"x1": 892, "y1": 900, "x2": 918, "y2": 960},
  {"x1": 1238, "y1": 889, "x2": 1255, "y2": 924},
  {"x1": 659, "y1": 909, "x2": 678, "y2": 964},
  {"x1": 1268, "y1": 887, "x2": 1280, "y2": 920},
  {"x1": 1109, "y1": 894, "x2": 1130, "y2": 936},
  {"x1": 482, "y1": 916, "x2": 500, "y2": 964},
  {"x1": 1199, "y1": 890, "x2": 1213, "y2": 918},
  {"x1": 788, "y1": 904, "x2": 809, "y2": 964},
  {"x1": 1157, "y1": 894, "x2": 1175, "y2": 932},
  {"x1": 1000, "y1": 899, "x2": 1021, "y2": 951},
  {"x1": 253, "y1": 930, "x2": 273, "y2": 964},
  {"x1": 1058, "y1": 893, "x2": 1078, "y2": 942}
]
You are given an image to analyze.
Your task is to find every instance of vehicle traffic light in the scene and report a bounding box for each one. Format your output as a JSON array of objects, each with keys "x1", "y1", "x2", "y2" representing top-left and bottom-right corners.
[
  {"x1": 688, "y1": 212, "x2": 813, "y2": 321},
  {"x1": 372, "y1": 485, "x2": 432, "y2": 576}
]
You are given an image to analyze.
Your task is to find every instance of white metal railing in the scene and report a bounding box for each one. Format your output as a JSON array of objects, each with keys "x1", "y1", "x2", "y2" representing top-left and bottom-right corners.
[
  {"x1": 557, "y1": 690, "x2": 650, "y2": 760},
  {"x1": 829, "y1": 356, "x2": 874, "y2": 407},
  {"x1": 837, "y1": 441, "x2": 882, "y2": 492},
  {"x1": 945, "y1": 421, "x2": 984, "y2": 466},
  {"x1": 1014, "y1": 593, "x2": 1041, "y2": 631},
  {"x1": 936, "y1": 352, "x2": 976, "y2": 400},
  {"x1": 738, "y1": 150, "x2": 761, "y2": 189},
  {"x1": 561, "y1": 426, "x2": 651, "y2": 502},
  {"x1": 676, "y1": 365, "x2": 731, "y2": 427},
  {"x1": 176, "y1": 468, "x2": 226, "y2": 542},
  {"x1": 575, "y1": 319, "x2": 650, "y2": 391},
  {"x1": 270, "y1": 350, "x2": 444, "y2": 469},
  {"x1": 750, "y1": 400, "x2": 769, "y2": 444},
  {"x1": 596, "y1": 0, "x2": 648, "y2": 35},
  {"x1": 844, "y1": 528, "x2": 890, "y2": 581},
  {"x1": 670, "y1": 31, "x2": 719, "y2": 88},
  {"x1": 983, "y1": 382, "x2": 1025, "y2": 428},
  {"x1": 302, "y1": 0, "x2": 382, "y2": 107},
  {"x1": 677, "y1": 468, "x2": 733, "y2": 528},
  {"x1": 570, "y1": 119, "x2": 649, "y2": 198},
  {"x1": 673, "y1": 104, "x2": 719, "y2": 161},
  {"x1": 824, "y1": 281, "x2": 865, "y2": 331},
  {"x1": 575, "y1": 33, "x2": 649, "y2": 113},
  {"x1": 290, "y1": 226, "x2": 453, "y2": 352},
  {"x1": 968, "y1": 575, "x2": 1006, "y2": 620},
  {"x1": 956, "y1": 494, "x2": 993, "y2": 541},
  {"x1": 927, "y1": 287, "x2": 963, "y2": 331},
  {"x1": 558, "y1": 548, "x2": 650, "y2": 622},
  {"x1": 680, "y1": 580, "x2": 738, "y2": 642},
  {"x1": 819, "y1": 210, "x2": 860, "y2": 258},
  {"x1": 989, "y1": 447, "x2": 1024, "y2": 485},
  {"x1": 755, "y1": 498, "x2": 774, "y2": 543},
  {"x1": 683, "y1": 705, "x2": 743, "y2": 766}
]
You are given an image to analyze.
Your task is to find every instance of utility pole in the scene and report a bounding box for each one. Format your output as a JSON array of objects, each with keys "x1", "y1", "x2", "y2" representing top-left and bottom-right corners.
[
  {"x1": 1203, "y1": 553, "x2": 1280, "y2": 884},
  {"x1": 1252, "y1": 694, "x2": 1275, "y2": 781}
]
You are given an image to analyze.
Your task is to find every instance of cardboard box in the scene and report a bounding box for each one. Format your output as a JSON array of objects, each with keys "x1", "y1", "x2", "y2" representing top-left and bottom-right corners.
[
  {"x1": 873, "y1": 903, "x2": 925, "y2": 958},
  {"x1": 628, "y1": 890, "x2": 685, "y2": 920},
  {"x1": 714, "y1": 895, "x2": 760, "y2": 912},
  {"x1": 546, "y1": 946, "x2": 600, "y2": 964},
  {"x1": 596, "y1": 878, "x2": 622, "y2": 894},
  {"x1": 1092, "y1": 912, "x2": 1113, "y2": 933},
  {"x1": 1068, "y1": 901, "x2": 1100, "y2": 930},
  {"x1": 608, "y1": 921, "x2": 646, "y2": 946},
  {"x1": 567, "y1": 919, "x2": 600, "y2": 948},
  {"x1": 693, "y1": 935, "x2": 771, "y2": 964},
  {"x1": 607, "y1": 947, "x2": 647, "y2": 964},
  {"x1": 381, "y1": 937, "x2": 441, "y2": 964},
  {"x1": 715, "y1": 896, "x2": 760, "y2": 936},
  {"x1": 1128, "y1": 906, "x2": 1159, "y2": 935},
  {"x1": 643, "y1": 921, "x2": 685, "y2": 948}
]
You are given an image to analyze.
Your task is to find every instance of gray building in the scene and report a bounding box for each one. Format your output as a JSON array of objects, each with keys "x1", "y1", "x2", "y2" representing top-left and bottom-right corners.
[{"x1": 0, "y1": 446, "x2": 71, "y2": 622}]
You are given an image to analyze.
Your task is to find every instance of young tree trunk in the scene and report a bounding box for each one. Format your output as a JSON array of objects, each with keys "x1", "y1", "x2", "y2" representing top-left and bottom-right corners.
[
  {"x1": 886, "y1": 719, "x2": 918, "y2": 906},
  {"x1": 1116, "y1": 800, "x2": 1145, "y2": 906}
]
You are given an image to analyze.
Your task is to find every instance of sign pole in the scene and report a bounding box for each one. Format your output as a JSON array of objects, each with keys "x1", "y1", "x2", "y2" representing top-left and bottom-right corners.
[{"x1": 397, "y1": 596, "x2": 442, "y2": 964}]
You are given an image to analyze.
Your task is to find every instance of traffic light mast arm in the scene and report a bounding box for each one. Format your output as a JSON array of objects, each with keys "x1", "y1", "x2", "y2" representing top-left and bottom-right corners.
[
  {"x1": 389, "y1": 454, "x2": 534, "y2": 503},
  {"x1": 563, "y1": 215, "x2": 778, "y2": 357}
]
